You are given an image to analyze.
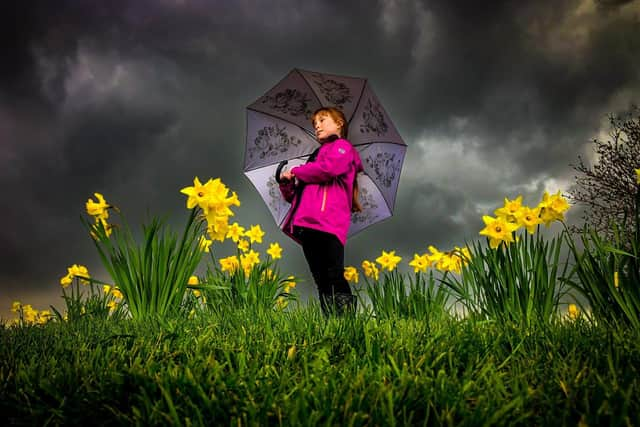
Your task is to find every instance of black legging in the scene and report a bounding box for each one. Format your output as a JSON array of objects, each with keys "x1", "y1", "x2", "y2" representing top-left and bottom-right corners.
[{"x1": 295, "y1": 226, "x2": 356, "y2": 314}]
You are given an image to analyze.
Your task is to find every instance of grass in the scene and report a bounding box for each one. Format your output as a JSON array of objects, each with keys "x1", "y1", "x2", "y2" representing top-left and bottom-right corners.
[
  {"x1": 4, "y1": 185, "x2": 639, "y2": 425},
  {"x1": 1, "y1": 305, "x2": 639, "y2": 426}
]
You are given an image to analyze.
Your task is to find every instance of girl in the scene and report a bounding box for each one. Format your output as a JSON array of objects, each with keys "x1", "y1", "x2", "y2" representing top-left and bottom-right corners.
[{"x1": 279, "y1": 107, "x2": 364, "y2": 315}]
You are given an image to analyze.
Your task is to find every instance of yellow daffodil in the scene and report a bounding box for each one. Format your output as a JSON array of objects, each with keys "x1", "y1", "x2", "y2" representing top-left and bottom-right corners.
[
  {"x1": 376, "y1": 250, "x2": 402, "y2": 272},
  {"x1": 448, "y1": 257, "x2": 464, "y2": 274},
  {"x1": 60, "y1": 264, "x2": 90, "y2": 287},
  {"x1": 237, "y1": 239, "x2": 250, "y2": 253},
  {"x1": 193, "y1": 289, "x2": 202, "y2": 298},
  {"x1": 344, "y1": 266, "x2": 359, "y2": 283},
  {"x1": 267, "y1": 242, "x2": 283, "y2": 260},
  {"x1": 188, "y1": 275, "x2": 199, "y2": 285},
  {"x1": 103, "y1": 285, "x2": 111, "y2": 294},
  {"x1": 276, "y1": 296, "x2": 288, "y2": 310},
  {"x1": 94, "y1": 216, "x2": 113, "y2": 238},
  {"x1": 227, "y1": 191, "x2": 240, "y2": 208},
  {"x1": 11, "y1": 301, "x2": 21, "y2": 313},
  {"x1": 568, "y1": 303, "x2": 579, "y2": 320},
  {"x1": 245, "y1": 225, "x2": 266, "y2": 244},
  {"x1": 408, "y1": 253, "x2": 430, "y2": 273},
  {"x1": 68, "y1": 264, "x2": 90, "y2": 285},
  {"x1": 226, "y1": 222, "x2": 246, "y2": 243},
  {"x1": 60, "y1": 274, "x2": 73, "y2": 288},
  {"x1": 241, "y1": 250, "x2": 261, "y2": 275},
  {"x1": 91, "y1": 221, "x2": 111, "y2": 239},
  {"x1": 205, "y1": 209, "x2": 231, "y2": 232},
  {"x1": 111, "y1": 288, "x2": 124, "y2": 299},
  {"x1": 86, "y1": 193, "x2": 110, "y2": 219},
  {"x1": 261, "y1": 268, "x2": 275, "y2": 283},
  {"x1": 283, "y1": 276, "x2": 297, "y2": 293},
  {"x1": 220, "y1": 255, "x2": 240, "y2": 273},
  {"x1": 181, "y1": 178, "x2": 241, "y2": 246},
  {"x1": 440, "y1": 248, "x2": 468, "y2": 274},
  {"x1": 538, "y1": 191, "x2": 570, "y2": 226},
  {"x1": 494, "y1": 195, "x2": 523, "y2": 223},
  {"x1": 207, "y1": 216, "x2": 229, "y2": 242},
  {"x1": 449, "y1": 246, "x2": 471, "y2": 273},
  {"x1": 38, "y1": 310, "x2": 52, "y2": 324},
  {"x1": 180, "y1": 177, "x2": 211, "y2": 210},
  {"x1": 479, "y1": 215, "x2": 519, "y2": 249},
  {"x1": 283, "y1": 275, "x2": 297, "y2": 293},
  {"x1": 22, "y1": 304, "x2": 37, "y2": 324},
  {"x1": 68, "y1": 264, "x2": 89, "y2": 278},
  {"x1": 199, "y1": 236, "x2": 213, "y2": 253},
  {"x1": 361, "y1": 260, "x2": 373, "y2": 276},
  {"x1": 548, "y1": 192, "x2": 570, "y2": 214},
  {"x1": 436, "y1": 254, "x2": 453, "y2": 272},
  {"x1": 515, "y1": 206, "x2": 542, "y2": 234},
  {"x1": 201, "y1": 178, "x2": 239, "y2": 218},
  {"x1": 362, "y1": 260, "x2": 380, "y2": 280},
  {"x1": 107, "y1": 300, "x2": 118, "y2": 312},
  {"x1": 455, "y1": 246, "x2": 471, "y2": 262},
  {"x1": 427, "y1": 245, "x2": 444, "y2": 266}
]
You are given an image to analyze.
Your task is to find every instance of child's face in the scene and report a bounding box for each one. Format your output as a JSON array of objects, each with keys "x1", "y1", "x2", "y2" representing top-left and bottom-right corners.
[{"x1": 313, "y1": 113, "x2": 342, "y2": 141}]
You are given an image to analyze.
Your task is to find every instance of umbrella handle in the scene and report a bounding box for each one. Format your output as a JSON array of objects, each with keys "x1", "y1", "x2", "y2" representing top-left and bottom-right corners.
[{"x1": 275, "y1": 160, "x2": 289, "y2": 183}]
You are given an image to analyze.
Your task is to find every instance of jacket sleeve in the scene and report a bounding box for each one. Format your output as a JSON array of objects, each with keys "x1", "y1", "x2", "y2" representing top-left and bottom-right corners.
[
  {"x1": 291, "y1": 140, "x2": 354, "y2": 183},
  {"x1": 279, "y1": 180, "x2": 296, "y2": 203}
]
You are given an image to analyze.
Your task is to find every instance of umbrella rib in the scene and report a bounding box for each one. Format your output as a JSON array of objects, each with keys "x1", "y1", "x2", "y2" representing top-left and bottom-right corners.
[
  {"x1": 247, "y1": 69, "x2": 297, "y2": 106},
  {"x1": 352, "y1": 140, "x2": 408, "y2": 148},
  {"x1": 296, "y1": 68, "x2": 326, "y2": 112},
  {"x1": 348, "y1": 79, "x2": 368, "y2": 125},
  {"x1": 375, "y1": 179, "x2": 396, "y2": 217},
  {"x1": 243, "y1": 152, "x2": 317, "y2": 172},
  {"x1": 246, "y1": 107, "x2": 316, "y2": 138}
]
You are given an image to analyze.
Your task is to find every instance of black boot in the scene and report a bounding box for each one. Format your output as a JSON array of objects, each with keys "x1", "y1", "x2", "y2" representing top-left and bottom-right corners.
[
  {"x1": 333, "y1": 292, "x2": 357, "y2": 315},
  {"x1": 319, "y1": 290, "x2": 357, "y2": 317}
]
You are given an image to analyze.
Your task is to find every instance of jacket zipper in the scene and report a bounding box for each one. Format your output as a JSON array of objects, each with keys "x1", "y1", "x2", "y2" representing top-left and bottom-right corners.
[{"x1": 321, "y1": 187, "x2": 327, "y2": 212}]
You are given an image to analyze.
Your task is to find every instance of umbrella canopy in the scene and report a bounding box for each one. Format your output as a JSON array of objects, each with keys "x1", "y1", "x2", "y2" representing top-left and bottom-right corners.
[{"x1": 244, "y1": 68, "x2": 406, "y2": 237}]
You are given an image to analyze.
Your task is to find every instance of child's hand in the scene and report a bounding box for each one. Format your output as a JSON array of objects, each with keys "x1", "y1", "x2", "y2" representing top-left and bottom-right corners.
[{"x1": 281, "y1": 170, "x2": 295, "y2": 181}]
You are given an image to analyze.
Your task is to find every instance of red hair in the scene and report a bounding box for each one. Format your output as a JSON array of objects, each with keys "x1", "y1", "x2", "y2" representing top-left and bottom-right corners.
[{"x1": 311, "y1": 107, "x2": 348, "y2": 138}]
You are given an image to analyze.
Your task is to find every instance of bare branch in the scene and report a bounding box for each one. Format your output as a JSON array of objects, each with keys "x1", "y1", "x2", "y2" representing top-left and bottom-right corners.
[{"x1": 567, "y1": 105, "x2": 640, "y2": 242}]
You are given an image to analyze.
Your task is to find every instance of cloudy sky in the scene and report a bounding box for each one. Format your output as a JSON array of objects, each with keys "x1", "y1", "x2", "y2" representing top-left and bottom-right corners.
[{"x1": 2, "y1": 0, "x2": 639, "y2": 320}]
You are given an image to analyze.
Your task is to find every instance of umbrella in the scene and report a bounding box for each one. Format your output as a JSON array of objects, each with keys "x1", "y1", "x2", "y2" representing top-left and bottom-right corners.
[{"x1": 243, "y1": 68, "x2": 406, "y2": 237}]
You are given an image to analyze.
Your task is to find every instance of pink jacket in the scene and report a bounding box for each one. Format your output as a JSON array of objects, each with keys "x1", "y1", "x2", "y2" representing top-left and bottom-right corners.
[{"x1": 279, "y1": 138, "x2": 364, "y2": 246}]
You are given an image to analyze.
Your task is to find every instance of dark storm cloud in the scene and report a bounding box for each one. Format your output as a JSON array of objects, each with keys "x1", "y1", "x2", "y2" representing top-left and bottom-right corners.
[
  {"x1": 382, "y1": 0, "x2": 640, "y2": 234},
  {"x1": 388, "y1": 0, "x2": 639, "y2": 172},
  {"x1": 1, "y1": 0, "x2": 639, "y2": 317}
]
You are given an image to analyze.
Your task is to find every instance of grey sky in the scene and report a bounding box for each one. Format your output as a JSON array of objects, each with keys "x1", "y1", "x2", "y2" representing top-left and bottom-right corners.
[{"x1": 2, "y1": 0, "x2": 639, "y2": 320}]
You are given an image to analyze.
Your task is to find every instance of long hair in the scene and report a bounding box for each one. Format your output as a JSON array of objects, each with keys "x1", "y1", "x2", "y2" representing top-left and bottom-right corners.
[{"x1": 352, "y1": 177, "x2": 363, "y2": 213}]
